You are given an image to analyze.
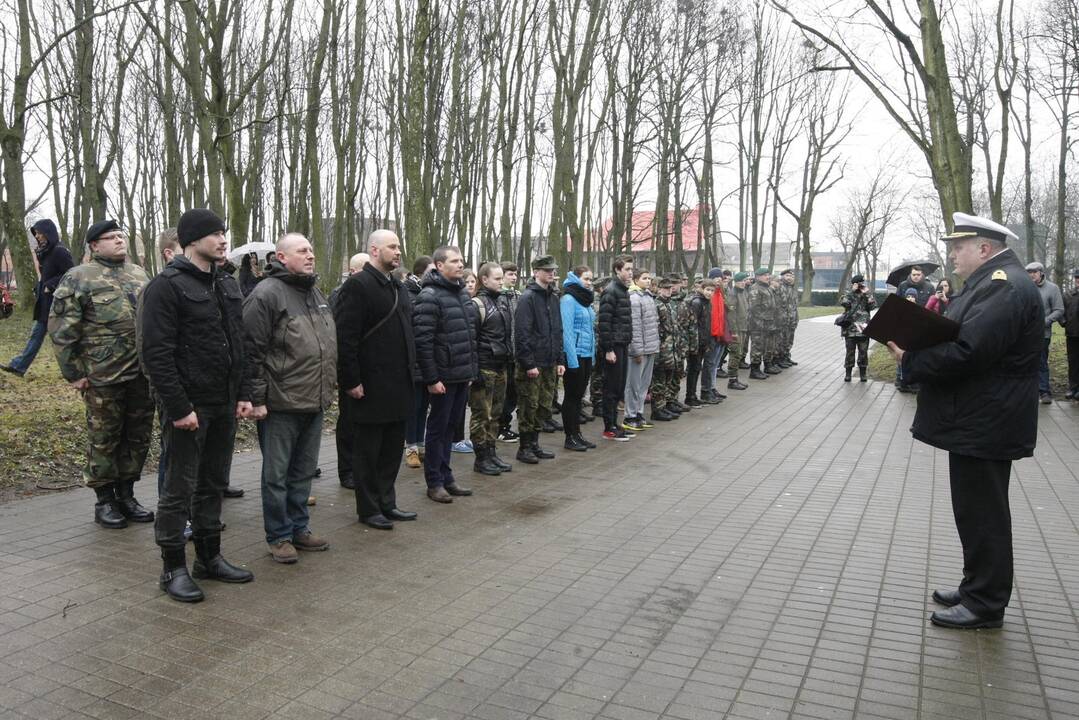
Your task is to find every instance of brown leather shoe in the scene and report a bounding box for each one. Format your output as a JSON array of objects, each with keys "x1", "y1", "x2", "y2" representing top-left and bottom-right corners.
[
  {"x1": 445, "y1": 483, "x2": 473, "y2": 496},
  {"x1": 268, "y1": 540, "x2": 298, "y2": 564},
  {"x1": 293, "y1": 531, "x2": 329, "y2": 551},
  {"x1": 427, "y1": 486, "x2": 453, "y2": 503}
]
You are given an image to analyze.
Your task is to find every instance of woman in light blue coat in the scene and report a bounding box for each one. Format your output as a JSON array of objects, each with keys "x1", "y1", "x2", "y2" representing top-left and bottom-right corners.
[{"x1": 560, "y1": 267, "x2": 596, "y2": 451}]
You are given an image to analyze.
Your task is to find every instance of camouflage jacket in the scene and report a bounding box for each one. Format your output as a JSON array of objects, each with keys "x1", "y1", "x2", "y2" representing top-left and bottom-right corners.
[
  {"x1": 747, "y1": 280, "x2": 777, "y2": 333},
  {"x1": 49, "y1": 255, "x2": 150, "y2": 386},
  {"x1": 839, "y1": 289, "x2": 876, "y2": 338},
  {"x1": 783, "y1": 282, "x2": 800, "y2": 325},
  {"x1": 726, "y1": 285, "x2": 750, "y2": 340},
  {"x1": 673, "y1": 290, "x2": 697, "y2": 353},
  {"x1": 654, "y1": 295, "x2": 681, "y2": 367}
]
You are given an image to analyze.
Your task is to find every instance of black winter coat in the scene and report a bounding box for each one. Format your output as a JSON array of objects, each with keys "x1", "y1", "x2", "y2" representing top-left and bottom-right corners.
[
  {"x1": 902, "y1": 249, "x2": 1043, "y2": 460},
  {"x1": 335, "y1": 263, "x2": 415, "y2": 423},
  {"x1": 515, "y1": 280, "x2": 565, "y2": 369},
  {"x1": 413, "y1": 271, "x2": 478, "y2": 384},
  {"x1": 688, "y1": 294, "x2": 711, "y2": 351},
  {"x1": 405, "y1": 274, "x2": 425, "y2": 383},
  {"x1": 1063, "y1": 286, "x2": 1079, "y2": 338},
  {"x1": 138, "y1": 256, "x2": 251, "y2": 421},
  {"x1": 597, "y1": 278, "x2": 632, "y2": 350},
  {"x1": 31, "y1": 220, "x2": 74, "y2": 323},
  {"x1": 473, "y1": 287, "x2": 513, "y2": 371}
]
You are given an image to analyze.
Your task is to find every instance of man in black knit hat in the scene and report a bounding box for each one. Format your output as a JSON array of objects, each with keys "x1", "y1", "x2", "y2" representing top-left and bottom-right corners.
[{"x1": 139, "y1": 208, "x2": 255, "y2": 603}]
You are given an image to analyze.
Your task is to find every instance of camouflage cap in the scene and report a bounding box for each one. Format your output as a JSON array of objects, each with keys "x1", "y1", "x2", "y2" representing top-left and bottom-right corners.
[
  {"x1": 532, "y1": 255, "x2": 558, "y2": 270},
  {"x1": 754, "y1": 266, "x2": 771, "y2": 276}
]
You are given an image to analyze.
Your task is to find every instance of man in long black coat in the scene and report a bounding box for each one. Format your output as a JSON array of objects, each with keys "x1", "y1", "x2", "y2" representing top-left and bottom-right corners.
[
  {"x1": 888, "y1": 212, "x2": 1043, "y2": 629},
  {"x1": 335, "y1": 230, "x2": 417, "y2": 528}
]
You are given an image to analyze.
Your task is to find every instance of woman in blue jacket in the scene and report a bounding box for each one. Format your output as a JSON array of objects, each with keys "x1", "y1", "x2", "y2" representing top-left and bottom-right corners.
[{"x1": 560, "y1": 267, "x2": 597, "y2": 452}]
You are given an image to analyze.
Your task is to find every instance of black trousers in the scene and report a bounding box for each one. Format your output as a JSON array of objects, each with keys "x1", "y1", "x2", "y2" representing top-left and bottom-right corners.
[
  {"x1": 685, "y1": 353, "x2": 701, "y2": 400},
  {"x1": 949, "y1": 453, "x2": 1013, "y2": 618},
  {"x1": 844, "y1": 337, "x2": 869, "y2": 369},
  {"x1": 500, "y1": 362, "x2": 517, "y2": 429},
  {"x1": 156, "y1": 404, "x2": 235, "y2": 549},
  {"x1": 351, "y1": 420, "x2": 405, "y2": 520},
  {"x1": 562, "y1": 358, "x2": 592, "y2": 436},
  {"x1": 601, "y1": 346, "x2": 628, "y2": 431},
  {"x1": 1067, "y1": 336, "x2": 1079, "y2": 392},
  {"x1": 335, "y1": 390, "x2": 353, "y2": 480}
]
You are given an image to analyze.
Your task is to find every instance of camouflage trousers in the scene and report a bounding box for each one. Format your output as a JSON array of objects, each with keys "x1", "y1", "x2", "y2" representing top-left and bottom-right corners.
[
  {"x1": 589, "y1": 357, "x2": 604, "y2": 410},
  {"x1": 727, "y1": 340, "x2": 745, "y2": 377},
  {"x1": 515, "y1": 366, "x2": 557, "y2": 433},
  {"x1": 469, "y1": 367, "x2": 507, "y2": 445},
  {"x1": 650, "y1": 364, "x2": 680, "y2": 406},
  {"x1": 749, "y1": 330, "x2": 775, "y2": 364},
  {"x1": 83, "y1": 375, "x2": 155, "y2": 489}
]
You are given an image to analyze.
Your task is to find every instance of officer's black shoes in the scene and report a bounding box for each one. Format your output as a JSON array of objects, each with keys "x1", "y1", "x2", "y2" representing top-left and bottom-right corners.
[
  {"x1": 192, "y1": 536, "x2": 254, "y2": 583},
  {"x1": 516, "y1": 434, "x2": 540, "y2": 464},
  {"x1": 727, "y1": 379, "x2": 748, "y2": 391},
  {"x1": 930, "y1": 604, "x2": 1003, "y2": 629},
  {"x1": 859, "y1": 367, "x2": 868, "y2": 382},
  {"x1": 93, "y1": 486, "x2": 128, "y2": 529},
  {"x1": 339, "y1": 473, "x2": 355, "y2": 490},
  {"x1": 445, "y1": 482, "x2": 473, "y2": 496},
  {"x1": 362, "y1": 512, "x2": 395, "y2": 528},
  {"x1": 931, "y1": 588, "x2": 962, "y2": 606},
  {"x1": 844, "y1": 369, "x2": 852, "y2": 382},
  {"x1": 384, "y1": 507, "x2": 418, "y2": 521},
  {"x1": 573, "y1": 433, "x2": 596, "y2": 449},
  {"x1": 223, "y1": 485, "x2": 245, "y2": 498},
  {"x1": 115, "y1": 481, "x2": 154, "y2": 523},
  {"x1": 564, "y1": 435, "x2": 589, "y2": 452},
  {"x1": 160, "y1": 548, "x2": 204, "y2": 603},
  {"x1": 473, "y1": 444, "x2": 503, "y2": 476},
  {"x1": 749, "y1": 367, "x2": 768, "y2": 380}
]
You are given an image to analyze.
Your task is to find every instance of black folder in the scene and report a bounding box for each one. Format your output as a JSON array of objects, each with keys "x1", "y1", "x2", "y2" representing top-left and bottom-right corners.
[{"x1": 863, "y1": 294, "x2": 960, "y2": 350}]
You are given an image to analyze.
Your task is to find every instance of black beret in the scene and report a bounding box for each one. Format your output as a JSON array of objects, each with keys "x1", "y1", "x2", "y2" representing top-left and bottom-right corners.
[{"x1": 86, "y1": 219, "x2": 120, "y2": 245}]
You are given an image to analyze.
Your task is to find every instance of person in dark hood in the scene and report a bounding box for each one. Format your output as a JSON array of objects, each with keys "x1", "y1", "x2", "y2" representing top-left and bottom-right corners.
[
  {"x1": 238, "y1": 253, "x2": 261, "y2": 297},
  {"x1": 1, "y1": 219, "x2": 74, "y2": 377}
]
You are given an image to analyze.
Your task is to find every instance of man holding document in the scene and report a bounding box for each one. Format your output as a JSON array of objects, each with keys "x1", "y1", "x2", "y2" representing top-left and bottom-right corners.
[{"x1": 883, "y1": 213, "x2": 1043, "y2": 630}]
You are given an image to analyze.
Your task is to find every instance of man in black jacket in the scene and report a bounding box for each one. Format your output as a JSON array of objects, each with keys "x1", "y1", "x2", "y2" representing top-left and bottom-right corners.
[
  {"x1": 335, "y1": 230, "x2": 418, "y2": 530},
  {"x1": 597, "y1": 254, "x2": 634, "y2": 440},
  {"x1": 513, "y1": 255, "x2": 566, "y2": 462},
  {"x1": 1063, "y1": 269, "x2": 1079, "y2": 399},
  {"x1": 2, "y1": 219, "x2": 74, "y2": 377},
  {"x1": 888, "y1": 212, "x2": 1043, "y2": 629},
  {"x1": 414, "y1": 245, "x2": 478, "y2": 504},
  {"x1": 139, "y1": 208, "x2": 255, "y2": 603}
]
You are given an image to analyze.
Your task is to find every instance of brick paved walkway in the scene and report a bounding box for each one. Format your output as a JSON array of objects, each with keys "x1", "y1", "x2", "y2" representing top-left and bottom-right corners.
[{"x1": 1, "y1": 319, "x2": 1077, "y2": 720}]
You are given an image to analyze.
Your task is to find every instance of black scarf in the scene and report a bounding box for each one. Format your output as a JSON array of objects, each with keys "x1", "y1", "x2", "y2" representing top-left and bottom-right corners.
[{"x1": 564, "y1": 282, "x2": 594, "y2": 307}]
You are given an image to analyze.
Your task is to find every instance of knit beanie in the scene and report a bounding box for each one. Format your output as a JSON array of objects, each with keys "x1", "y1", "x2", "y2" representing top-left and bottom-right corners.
[
  {"x1": 177, "y1": 209, "x2": 227, "y2": 247},
  {"x1": 707, "y1": 267, "x2": 724, "y2": 279}
]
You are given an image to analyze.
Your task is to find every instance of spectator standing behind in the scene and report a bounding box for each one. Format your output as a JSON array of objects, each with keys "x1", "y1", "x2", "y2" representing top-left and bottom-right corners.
[
  {"x1": 238, "y1": 254, "x2": 260, "y2": 297},
  {"x1": 243, "y1": 233, "x2": 337, "y2": 563},
  {"x1": 328, "y1": 252, "x2": 370, "y2": 491},
  {"x1": 414, "y1": 246, "x2": 478, "y2": 503},
  {"x1": 624, "y1": 268, "x2": 660, "y2": 431},
  {"x1": 139, "y1": 208, "x2": 254, "y2": 603},
  {"x1": 2, "y1": 219, "x2": 74, "y2": 377},
  {"x1": 497, "y1": 262, "x2": 522, "y2": 442},
  {"x1": 514, "y1": 255, "x2": 566, "y2": 461},
  {"x1": 403, "y1": 255, "x2": 434, "y2": 469},
  {"x1": 468, "y1": 262, "x2": 515, "y2": 473},
  {"x1": 1025, "y1": 261, "x2": 1065, "y2": 404},
  {"x1": 1063, "y1": 269, "x2": 1079, "y2": 400},
  {"x1": 49, "y1": 220, "x2": 155, "y2": 529},
  {"x1": 597, "y1": 255, "x2": 635, "y2": 441},
  {"x1": 888, "y1": 213, "x2": 1042, "y2": 629},
  {"x1": 897, "y1": 265, "x2": 935, "y2": 305},
  {"x1": 335, "y1": 230, "x2": 418, "y2": 530},
  {"x1": 925, "y1": 279, "x2": 953, "y2": 314},
  {"x1": 559, "y1": 266, "x2": 596, "y2": 451},
  {"x1": 840, "y1": 274, "x2": 876, "y2": 382}
]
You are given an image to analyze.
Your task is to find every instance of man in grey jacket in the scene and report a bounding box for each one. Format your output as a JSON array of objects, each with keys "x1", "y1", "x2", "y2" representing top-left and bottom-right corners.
[
  {"x1": 1025, "y1": 262, "x2": 1065, "y2": 403},
  {"x1": 244, "y1": 233, "x2": 338, "y2": 563},
  {"x1": 624, "y1": 268, "x2": 660, "y2": 431}
]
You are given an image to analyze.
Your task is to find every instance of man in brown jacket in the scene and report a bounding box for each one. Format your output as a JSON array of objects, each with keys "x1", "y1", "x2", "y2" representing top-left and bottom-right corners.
[{"x1": 243, "y1": 233, "x2": 338, "y2": 563}]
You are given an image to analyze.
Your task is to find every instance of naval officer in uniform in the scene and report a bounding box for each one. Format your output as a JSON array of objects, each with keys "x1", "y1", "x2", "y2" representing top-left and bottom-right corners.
[{"x1": 887, "y1": 212, "x2": 1043, "y2": 629}]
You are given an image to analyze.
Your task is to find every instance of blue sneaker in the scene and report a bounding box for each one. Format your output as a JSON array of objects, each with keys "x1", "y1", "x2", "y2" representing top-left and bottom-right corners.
[{"x1": 451, "y1": 440, "x2": 474, "y2": 453}]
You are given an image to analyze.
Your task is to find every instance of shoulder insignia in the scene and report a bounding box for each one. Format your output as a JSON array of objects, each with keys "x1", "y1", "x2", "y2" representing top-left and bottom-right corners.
[{"x1": 992, "y1": 270, "x2": 1007, "y2": 281}]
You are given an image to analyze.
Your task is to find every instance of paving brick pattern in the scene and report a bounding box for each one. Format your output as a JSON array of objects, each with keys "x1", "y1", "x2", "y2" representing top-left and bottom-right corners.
[{"x1": 1, "y1": 319, "x2": 1077, "y2": 720}]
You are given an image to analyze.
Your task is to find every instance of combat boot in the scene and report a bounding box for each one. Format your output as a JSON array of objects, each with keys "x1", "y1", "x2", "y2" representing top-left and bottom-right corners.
[
  {"x1": 532, "y1": 433, "x2": 556, "y2": 459},
  {"x1": 684, "y1": 395, "x2": 703, "y2": 408},
  {"x1": 786, "y1": 354, "x2": 799, "y2": 366},
  {"x1": 516, "y1": 433, "x2": 539, "y2": 464},
  {"x1": 160, "y1": 547, "x2": 204, "y2": 603},
  {"x1": 859, "y1": 367, "x2": 868, "y2": 382},
  {"x1": 670, "y1": 399, "x2": 690, "y2": 412},
  {"x1": 727, "y1": 378, "x2": 748, "y2": 390},
  {"x1": 94, "y1": 485, "x2": 128, "y2": 529},
  {"x1": 764, "y1": 362, "x2": 782, "y2": 375},
  {"x1": 776, "y1": 358, "x2": 792, "y2": 369},
  {"x1": 650, "y1": 402, "x2": 674, "y2": 422},
  {"x1": 488, "y1": 443, "x2": 513, "y2": 472},
  {"x1": 115, "y1": 480, "x2": 154, "y2": 523},
  {"x1": 192, "y1": 534, "x2": 254, "y2": 583},
  {"x1": 664, "y1": 402, "x2": 683, "y2": 417},
  {"x1": 472, "y1": 443, "x2": 502, "y2": 476},
  {"x1": 749, "y1": 363, "x2": 768, "y2": 380},
  {"x1": 844, "y1": 368, "x2": 853, "y2": 382},
  {"x1": 564, "y1": 434, "x2": 589, "y2": 451}
]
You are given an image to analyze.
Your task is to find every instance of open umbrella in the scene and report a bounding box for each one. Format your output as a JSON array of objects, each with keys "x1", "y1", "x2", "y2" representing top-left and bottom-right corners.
[
  {"x1": 227, "y1": 241, "x2": 276, "y2": 264},
  {"x1": 886, "y1": 260, "x2": 941, "y2": 288}
]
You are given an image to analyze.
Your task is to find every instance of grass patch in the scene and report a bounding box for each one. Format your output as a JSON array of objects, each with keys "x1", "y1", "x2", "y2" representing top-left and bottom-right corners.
[{"x1": 799, "y1": 305, "x2": 843, "y2": 320}]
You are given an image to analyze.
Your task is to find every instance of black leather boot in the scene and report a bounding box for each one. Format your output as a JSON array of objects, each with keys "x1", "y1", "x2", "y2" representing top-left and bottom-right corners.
[
  {"x1": 115, "y1": 480, "x2": 154, "y2": 523},
  {"x1": 473, "y1": 443, "x2": 502, "y2": 476},
  {"x1": 574, "y1": 432, "x2": 597, "y2": 449},
  {"x1": 516, "y1": 433, "x2": 539, "y2": 464},
  {"x1": 859, "y1": 366, "x2": 868, "y2": 382},
  {"x1": 749, "y1": 364, "x2": 768, "y2": 380},
  {"x1": 564, "y1": 433, "x2": 589, "y2": 451},
  {"x1": 844, "y1": 367, "x2": 853, "y2": 382},
  {"x1": 94, "y1": 486, "x2": 128, "y2": 529},
  {"x1": 160, "y1": 547, "x2": 204, "y2": 603},
  {"x1": 532, "y1": 433, "x2": 555, "y2": 459},
  {"x1": 192, "y1": 534, "x2": 254, "y2": 583},
  {"x1": 488, "y1": 443, "x2": 513, "y2": 472}
]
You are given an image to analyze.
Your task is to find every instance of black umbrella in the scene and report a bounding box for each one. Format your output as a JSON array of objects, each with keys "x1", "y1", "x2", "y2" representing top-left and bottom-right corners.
[{"x1": 886, "y1": 260, "x2": 941, "y2": 288}]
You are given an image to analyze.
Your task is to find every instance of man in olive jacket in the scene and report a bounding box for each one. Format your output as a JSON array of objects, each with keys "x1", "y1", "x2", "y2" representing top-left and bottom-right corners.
[
  {"x1": 889, "y1": 213, "x2": 1043, "y2": 630},
  {"x1": 243, "y1": 233, "x2": 337, "y2": 563}
]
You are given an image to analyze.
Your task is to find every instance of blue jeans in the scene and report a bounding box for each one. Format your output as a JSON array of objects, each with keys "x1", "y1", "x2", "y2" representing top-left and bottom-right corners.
[
  {"x1": 701, "y1": 340, "x2": 726, "y2": 394},
  {"x1": 8, "y1": 320, "x2": 47, "y2": 373},
  {"x1": 1039, "y1": 337, "x2": 1051, "y2": 395},
  {"x1": 257, "y1": 411, "x2": 323, "y2": 544}
]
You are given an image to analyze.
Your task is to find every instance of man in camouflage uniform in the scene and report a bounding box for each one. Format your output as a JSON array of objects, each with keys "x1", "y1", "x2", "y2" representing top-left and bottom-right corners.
[
  {"x1": 747, "y1": 267, "x2": 779, "y2": 379},
  {"x1": 667, "y1": 273, "x2": 692, "y2": 414},
  {"x1": 725, "y1": 272, "x2": 750, "y2": 390},
  {"x1": 49, "y1": 220, "x2": 155, "y2": 529},
  {"x1": 649, "y1": 278, "x2": 680, "y2": 422},
  {"x1": 777, "y1": 269, "x2": 800, "y2": 367}
]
